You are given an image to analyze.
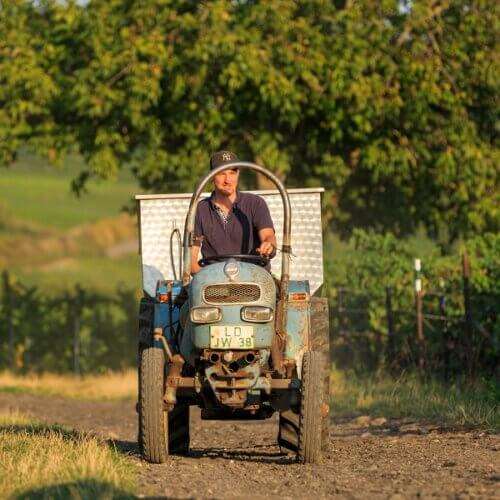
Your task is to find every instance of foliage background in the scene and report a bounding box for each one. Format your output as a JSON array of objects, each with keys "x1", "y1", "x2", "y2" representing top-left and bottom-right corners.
[{"x1": 1, "y1": 0, "x2": 498, "y2": 241}]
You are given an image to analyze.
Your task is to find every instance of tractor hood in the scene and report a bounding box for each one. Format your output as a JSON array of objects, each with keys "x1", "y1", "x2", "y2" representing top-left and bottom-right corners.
[{"x1": 186, "y1": 260, "x2": 277, "y2": 351}]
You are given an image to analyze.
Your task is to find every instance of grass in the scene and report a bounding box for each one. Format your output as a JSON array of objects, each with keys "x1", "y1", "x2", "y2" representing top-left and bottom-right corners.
[
  {"x1": 0, "y1": 370, "x2": 137, "y2": 401},
  {"x1": 0, "y1": 411, "x2": 136, "y2": 499},
  {"x1": 330, "y1": 368, "x2": 500, "y2": 431},
  {"x1": 0, "y1": 154, "x2": 139, "y2": 230}
]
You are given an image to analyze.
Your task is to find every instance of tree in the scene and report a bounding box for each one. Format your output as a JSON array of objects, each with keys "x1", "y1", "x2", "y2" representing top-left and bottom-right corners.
[
  {"x1": 0, "y1": 0, "x2": 58, "y2": 164},
  {"x1": 0, "y1": 0, "x2": 498, "y2": 240}
]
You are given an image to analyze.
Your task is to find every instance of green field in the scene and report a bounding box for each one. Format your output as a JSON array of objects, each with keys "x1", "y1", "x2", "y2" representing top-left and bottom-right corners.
[
  {"x1": 0, "y1": 154, "x2": 139, "y2": 230},
  {"x1": 0, "y1": 154, "x2": 142, "y2": 292}
]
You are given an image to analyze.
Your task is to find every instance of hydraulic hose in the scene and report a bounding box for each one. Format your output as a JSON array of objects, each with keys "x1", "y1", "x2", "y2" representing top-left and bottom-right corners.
[{"x1": 170, "y1": 227, "x2": 182, "y2": 281}]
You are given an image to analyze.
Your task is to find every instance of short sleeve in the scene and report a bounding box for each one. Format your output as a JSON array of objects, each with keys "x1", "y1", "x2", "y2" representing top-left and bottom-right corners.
[
  {"x1": 194, "y1": 208, "x2": 203, "y2": 244},
  {"x1": 253, "y1": 196, "x2": 274, "y2": 231}
]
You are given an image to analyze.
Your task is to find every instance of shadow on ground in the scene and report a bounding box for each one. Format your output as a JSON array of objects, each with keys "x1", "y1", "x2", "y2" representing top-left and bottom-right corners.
[
  {"x1": 189, "y1": 445, "x2": 295, "y2": 464},
  {"x1": 14, "y1": 480, "x2": 134, "y2": 500},
  {"x1": 0, "y1": 424, "x2": 82, "y2": 441}
]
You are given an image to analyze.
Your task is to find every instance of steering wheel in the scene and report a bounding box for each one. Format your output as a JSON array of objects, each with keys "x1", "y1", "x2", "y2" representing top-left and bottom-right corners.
[{"x1": 199, "y1": 253, "x2": 269, "y2": 267}]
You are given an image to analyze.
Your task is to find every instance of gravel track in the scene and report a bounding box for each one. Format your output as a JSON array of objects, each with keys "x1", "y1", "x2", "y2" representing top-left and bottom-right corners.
[{"x1": 1, "y1": 393, "x2": 498, "y2": 499}]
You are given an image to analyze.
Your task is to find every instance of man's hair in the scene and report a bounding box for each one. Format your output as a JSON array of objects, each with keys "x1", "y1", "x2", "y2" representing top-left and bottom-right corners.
[{"x1": 210, "y1": 150, "x2": 239, "y2": 170}]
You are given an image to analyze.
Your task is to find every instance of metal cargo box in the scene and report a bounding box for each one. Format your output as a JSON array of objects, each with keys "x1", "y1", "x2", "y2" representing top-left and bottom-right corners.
[{"x1": 135, "y1": 188, "x2": 324, "y2": 297}]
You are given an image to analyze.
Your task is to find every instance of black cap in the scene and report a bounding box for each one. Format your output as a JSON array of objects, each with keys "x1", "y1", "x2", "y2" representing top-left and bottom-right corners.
[{"x1": 210, "y1": 150, "x2": 238, "y2": 170}]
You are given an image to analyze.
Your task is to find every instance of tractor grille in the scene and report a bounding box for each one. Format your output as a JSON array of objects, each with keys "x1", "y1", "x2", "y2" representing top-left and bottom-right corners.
[{"x1": 204, "y1": 284, "x2": 261, "y2": 304}]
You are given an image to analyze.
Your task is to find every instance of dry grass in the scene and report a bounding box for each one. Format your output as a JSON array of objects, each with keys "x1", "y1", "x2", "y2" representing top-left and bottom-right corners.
[
  {"x1": 0, "y1": 370, "x2": 137, "y2": 401},
  {"x1": 0, "y1": 213, "x2": 137, "y2": 267},
  {"x1": 330, "y1": 368, "x2": 499, "y2": 431},
  {"x1": 0, "y1": 411, "x2": 135, "y2": 499}
]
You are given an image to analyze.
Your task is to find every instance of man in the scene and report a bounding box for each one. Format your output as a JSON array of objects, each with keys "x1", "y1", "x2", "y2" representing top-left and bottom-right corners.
[{"x1": 191, "y1": 151, "x2": 277, "y2": 274}]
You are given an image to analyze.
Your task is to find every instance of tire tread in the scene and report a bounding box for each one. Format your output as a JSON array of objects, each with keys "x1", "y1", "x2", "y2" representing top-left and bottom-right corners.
[
  {"x1": 298, "y1": 351, "x2": 323, "y2": 464},
  {"x1": 139, "y1": 346, "x2": 168, "y2": 463}
]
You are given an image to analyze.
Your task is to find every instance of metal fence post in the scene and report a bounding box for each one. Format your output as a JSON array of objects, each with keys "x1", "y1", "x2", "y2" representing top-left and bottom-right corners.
[{"x1": 414, "y1": 259, "x2": 425, "y2": 371}]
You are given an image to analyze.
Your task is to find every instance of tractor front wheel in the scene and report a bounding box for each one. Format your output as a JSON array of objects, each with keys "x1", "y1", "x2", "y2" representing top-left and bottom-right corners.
[
  {"x1": 138, "y1": 345, "x2": 190, "y2": 463},
  {"x1": 139, "y1": 345, "x2": 168, "y2": 463},
  {"x1": 297, "y1": 350, "x2": 324, "y2": 464}
]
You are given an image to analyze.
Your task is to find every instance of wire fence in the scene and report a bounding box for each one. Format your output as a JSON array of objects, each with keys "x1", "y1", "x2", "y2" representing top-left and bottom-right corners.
[
  {"x1": 330, "y1": 255, "x2": 498, "y2": 377},
  {"x1": 0, "y1": 251, "x2": 498, "y2": 377},
  {"x1": 0, "y1": 270, "x2": 138, "y2": 374}
]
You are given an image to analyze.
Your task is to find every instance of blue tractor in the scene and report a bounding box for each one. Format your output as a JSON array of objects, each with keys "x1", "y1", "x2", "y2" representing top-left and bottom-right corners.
[{"x1": 136, "y1": 162, "x2": 330, "y2": 464}]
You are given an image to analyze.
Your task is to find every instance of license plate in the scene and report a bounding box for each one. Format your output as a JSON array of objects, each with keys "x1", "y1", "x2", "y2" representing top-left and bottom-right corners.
[{"x1": 210, "y1": 325, "x2": 255, "y2": 349}]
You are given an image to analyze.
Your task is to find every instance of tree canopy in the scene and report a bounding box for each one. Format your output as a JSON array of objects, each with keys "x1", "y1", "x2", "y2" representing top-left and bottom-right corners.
[{"x1": 0, "y1": 0, "x2": 498, "y2": 240}]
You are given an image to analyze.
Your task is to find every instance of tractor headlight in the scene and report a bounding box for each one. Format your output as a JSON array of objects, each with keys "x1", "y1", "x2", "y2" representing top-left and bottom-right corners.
[
  {"x1": 191, "y1": 306, "x2": 222, "y2": 324},
  {"x1": 241, "y1": 306, "x2": 273, "y2": 323}
]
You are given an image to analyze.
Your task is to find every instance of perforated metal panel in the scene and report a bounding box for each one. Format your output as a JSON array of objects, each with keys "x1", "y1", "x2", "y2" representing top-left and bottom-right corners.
[{"x1": 136, "y1": 188, "x2": 324, "y2": 297}]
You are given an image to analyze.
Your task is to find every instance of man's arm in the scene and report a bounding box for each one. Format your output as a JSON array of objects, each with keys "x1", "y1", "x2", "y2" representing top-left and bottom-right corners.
[
  {"x1": 254, "y1": 195, "x2": 276, "y2": 257},
  {"x1": 191, "y1": 244, "x2": 202, "y2": 275},
  {"x1": 256, "y1": 227, "x2": 277, "y2": 257},
  {"x1": 191, "y1": 206, "x2": 204, "y2": 275}
]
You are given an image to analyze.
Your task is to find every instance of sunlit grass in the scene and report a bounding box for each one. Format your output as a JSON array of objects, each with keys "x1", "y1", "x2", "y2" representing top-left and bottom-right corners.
[
  {"x1": 0, "y1": 370, "x2": 137, "y2": 401},
  {"x1": 330, "y1": 368, "x2": 499, "y2": 431},
  {"x1": 0, "y1": 411, "x2": 136, "y2": 499}
]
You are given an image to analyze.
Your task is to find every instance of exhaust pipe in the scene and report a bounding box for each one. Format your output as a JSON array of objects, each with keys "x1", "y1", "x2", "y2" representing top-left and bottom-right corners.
[
  {"x1": 245, "y1": 352, "x2": 256, "y2": 364},
  {"x1": 209, "y1": 352, "x2": 220, "y2": 363}
]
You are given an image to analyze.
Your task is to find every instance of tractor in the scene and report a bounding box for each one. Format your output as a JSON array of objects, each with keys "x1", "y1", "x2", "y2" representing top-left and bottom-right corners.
[{"x1": 135, "y1": 162, "x2": 330, "y2": 464}]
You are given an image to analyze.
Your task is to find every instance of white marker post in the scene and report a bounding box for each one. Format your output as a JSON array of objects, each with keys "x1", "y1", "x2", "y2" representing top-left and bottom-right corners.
[{"x1": 414, "y1": 258, "x2": 424, "y2": 370}]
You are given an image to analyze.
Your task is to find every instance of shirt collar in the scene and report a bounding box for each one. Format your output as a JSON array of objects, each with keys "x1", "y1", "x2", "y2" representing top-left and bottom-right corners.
[
  {"x1": 209, "y1": 190, "x2": 242, "y2": 209},
  {"x1": 234, "y1": 190, "x2": 242, "y2": 206}
]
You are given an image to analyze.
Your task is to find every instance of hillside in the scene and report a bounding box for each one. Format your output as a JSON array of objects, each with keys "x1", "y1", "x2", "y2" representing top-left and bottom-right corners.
[{"x1": 0, "y1": 155, "x2": 142, "y2": 293}]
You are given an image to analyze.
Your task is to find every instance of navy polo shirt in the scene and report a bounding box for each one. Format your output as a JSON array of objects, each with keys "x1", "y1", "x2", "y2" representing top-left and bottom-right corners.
[{"x1": 194, "y1": 191, "x2": 274, "y2": 259}]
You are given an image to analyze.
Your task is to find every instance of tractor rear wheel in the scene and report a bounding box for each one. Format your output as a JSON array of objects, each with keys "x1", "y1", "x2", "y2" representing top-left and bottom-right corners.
[
  {"x1": 139, "y1": 345, "x2": 168, "y2": 463},
  {"x1": 310, "y1": 297, "x2": 331, "y2": 450},
  {"x1": 297, "y1": 350, "x2": 323, "y2": 464},
  {"x1": 278, "y1": 406, "x2": 300, "y2": 453},
  {"x1": 168, "y1": 404, "x2": 190, "y2": 454}
]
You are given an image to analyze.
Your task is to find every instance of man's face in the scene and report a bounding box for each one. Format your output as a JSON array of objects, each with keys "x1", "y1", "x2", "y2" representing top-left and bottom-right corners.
[{"x1": 213, "y1": 169, "x2": 239, "y2": 196}]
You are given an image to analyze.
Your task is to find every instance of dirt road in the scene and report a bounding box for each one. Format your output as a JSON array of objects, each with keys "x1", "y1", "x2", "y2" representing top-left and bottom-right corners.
[{"x1": 1, "y1": 393, "x2": 498, "y2": 499}]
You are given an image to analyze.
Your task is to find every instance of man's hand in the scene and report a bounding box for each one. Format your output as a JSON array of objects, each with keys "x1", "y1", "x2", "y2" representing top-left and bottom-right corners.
[
  {"x1": 256, "y1": 241, "x2": 275, "y2": 256},
  {"x1": 256, "y1": 228, "x2": 277, "y2": 257},
  {"x1": 191, "y1": 245, "x2": 201, "y2": 275}
]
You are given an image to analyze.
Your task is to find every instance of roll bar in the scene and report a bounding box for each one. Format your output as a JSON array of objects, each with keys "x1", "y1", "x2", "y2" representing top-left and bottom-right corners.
[{"x1": 182, "y1": 162, "x2": 292, "y2": 290}]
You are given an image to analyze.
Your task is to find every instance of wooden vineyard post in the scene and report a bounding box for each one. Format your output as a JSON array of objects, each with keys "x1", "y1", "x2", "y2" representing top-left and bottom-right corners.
[
  {"x1": 385, "y1": 286, "x2": 395, "y2": 367},
  {"x1": 73, "y1": 285, "x2": 85, "y2": 376},
  {"x1": 438, "y1": 278, "x2": 451, "y2": 377},
  {"x1": 336, "y1": 287, "x2": 344, "y2": 336},
  {"x1": 462, "y1": 251, "x2": 474, "y2": 375},
  {"x1": 2, "y1": 271, "x2": 15, "y2": 371},
  {"x1": 414, "y1": 259, "x2": 425, "y2": 371}
]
